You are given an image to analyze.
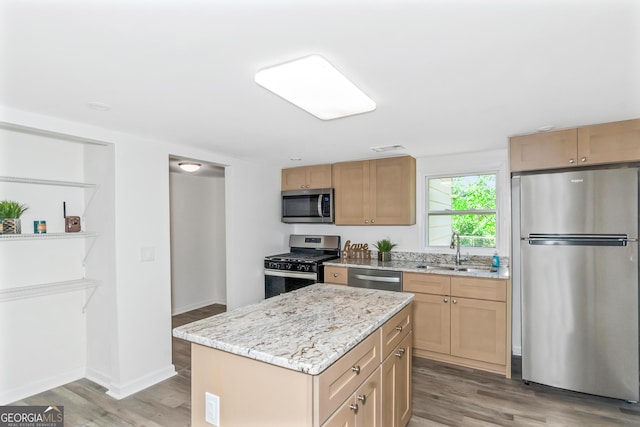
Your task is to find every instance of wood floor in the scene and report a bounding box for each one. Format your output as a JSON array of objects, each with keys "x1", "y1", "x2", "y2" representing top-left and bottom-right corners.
[{"x1": 13, "y1": 304, "x2": 640, "y2": 426}]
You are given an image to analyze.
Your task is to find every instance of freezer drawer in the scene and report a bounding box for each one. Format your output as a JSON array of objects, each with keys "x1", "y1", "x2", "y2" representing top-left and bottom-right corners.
[{"x1": 521, "y1": 241, "x2": 639, "y2": 401}]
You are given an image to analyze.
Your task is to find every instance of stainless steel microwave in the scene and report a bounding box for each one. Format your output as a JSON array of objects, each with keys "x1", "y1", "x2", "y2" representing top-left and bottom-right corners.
[{"x1": 281, "y1": 188, "x2": 334, "y2": 223}]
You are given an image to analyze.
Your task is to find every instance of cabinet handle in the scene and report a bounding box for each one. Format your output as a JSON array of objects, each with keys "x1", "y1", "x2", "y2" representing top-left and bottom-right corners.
[
  {"x1": 333, "y1": 273, "x2": 338, "y2": 278},
  {"x1": 357, "y1": 394, "x2": 367, "y2": 404},
  {"x1": 349, "y1": 403, "x2": 359, "y2": 413},
  {"x1": 581, "y1": 157, "x2": 587, "y2": 163},
  {"x1": 569, "y1": 158, "x2": 575, "y2": 164},
  {"x1": 444, "y1": 298, "x2": 448, "y2": 303},
  {"x1": 300, "y1": 185, "x2": 305, "y2": 188},
  {"x1": 395, "y1": 348, "x2": 406, "y2": 358},
  {"x1": 351, "y1": 365, "x2": 361, "y2": 374},
  {"x1": 364, "y1": 220, "x2": 369, "y2": 224},
  {"x1": 395, "y1": 325, "x2": 403, "y2": 332},
  {"x1": 371, "y1": 219, "x2": 375, "y2": 223},
  {"x1": 453, "y1": 299, "x2": 457, "y2": 304}
]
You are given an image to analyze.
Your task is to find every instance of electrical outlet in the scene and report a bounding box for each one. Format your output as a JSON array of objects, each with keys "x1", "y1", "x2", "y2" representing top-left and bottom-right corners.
[{"x1": 205, "y1": 392, "x2": 220, "y2": 426}]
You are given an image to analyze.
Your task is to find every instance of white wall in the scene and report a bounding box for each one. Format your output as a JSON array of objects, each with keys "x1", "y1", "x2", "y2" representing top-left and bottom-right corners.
[
  {"x1": 170, "y1": 171, "x2": 226, "y2": 314},
  {"x1": 0, "y1": 106, "x2": 287, "y2": 403}
]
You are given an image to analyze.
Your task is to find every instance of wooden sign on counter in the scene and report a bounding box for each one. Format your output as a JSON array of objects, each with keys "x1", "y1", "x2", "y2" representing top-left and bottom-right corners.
[{"x1": 341, "y1": 240, "x2": 371, "y2": 260}]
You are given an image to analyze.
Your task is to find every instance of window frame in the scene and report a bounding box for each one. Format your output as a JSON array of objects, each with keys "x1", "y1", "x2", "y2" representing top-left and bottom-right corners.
[{"x1": 424, "y1": 170, "x2": 499, "y2": 254}]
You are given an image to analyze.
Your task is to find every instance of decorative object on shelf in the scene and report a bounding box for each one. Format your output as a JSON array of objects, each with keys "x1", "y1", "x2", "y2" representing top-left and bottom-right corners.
[
  {"x1": 341, "y1": 240, "x2": 371, "y2": 260},
  {"x1": 373, "y1": 238, "x2": 397, "y2": 262},
  {"x1": 0, "y1": 200, "x2": 29, "y2": 235},
  {"x1": 63, "y1": 201, "x2": 81, "y2": 233},
  {"x1": 33, "y1": 220, "x2": 47, "y2": 234}
]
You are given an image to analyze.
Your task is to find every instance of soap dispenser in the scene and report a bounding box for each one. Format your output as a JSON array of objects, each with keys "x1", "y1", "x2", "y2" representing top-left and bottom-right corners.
[{"x1": 492, "y1": 251, "x2": 500, "y2": 269}]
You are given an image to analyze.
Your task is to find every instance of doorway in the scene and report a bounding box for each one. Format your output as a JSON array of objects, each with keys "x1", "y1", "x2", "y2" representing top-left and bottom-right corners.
[{"x1": 168, "y1": 156, "x2": 227, "y2": 315}]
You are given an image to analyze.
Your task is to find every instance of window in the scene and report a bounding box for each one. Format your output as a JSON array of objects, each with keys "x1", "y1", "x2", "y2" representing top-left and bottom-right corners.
[{"x1": 426, "y1": 173, "x2": 497, "y2": 248}]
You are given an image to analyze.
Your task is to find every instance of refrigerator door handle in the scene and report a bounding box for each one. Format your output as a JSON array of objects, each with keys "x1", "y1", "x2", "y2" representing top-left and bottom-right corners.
[{"x1": 524, "y1": 234, "x2": 633, "y2": 247}]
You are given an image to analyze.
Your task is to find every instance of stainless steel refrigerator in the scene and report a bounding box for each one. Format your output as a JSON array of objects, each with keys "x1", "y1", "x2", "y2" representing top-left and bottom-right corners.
[{"x1": 513, "y1": 167, "x2": 639, "y2": 402}]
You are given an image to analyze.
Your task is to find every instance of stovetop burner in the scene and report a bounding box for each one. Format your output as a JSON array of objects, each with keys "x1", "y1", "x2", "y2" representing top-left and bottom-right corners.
[{"x1": 265, "y1": 252, "x2": 338, "y2": 263}]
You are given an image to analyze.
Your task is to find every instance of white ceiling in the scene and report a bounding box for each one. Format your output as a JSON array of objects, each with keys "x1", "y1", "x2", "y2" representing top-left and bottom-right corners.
[{"x1": 2, "y1": 0, "x2": 639, "y2": 168}]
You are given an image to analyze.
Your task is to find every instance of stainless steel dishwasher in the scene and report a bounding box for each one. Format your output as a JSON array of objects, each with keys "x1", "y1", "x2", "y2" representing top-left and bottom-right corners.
[{"x1": 347, "y1": 268, "x2": 402, "y2": 292}]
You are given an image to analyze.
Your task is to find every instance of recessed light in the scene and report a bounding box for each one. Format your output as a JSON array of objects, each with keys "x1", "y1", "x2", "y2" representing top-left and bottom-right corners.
[
  {"x1": 87, "y1": 101, "x2": 111, "y2": 111},
  {"x1": 537, "y1": 125, "x2": 555, "y2": 132},
  {"x1": 178, "y1": 162, "x2": 202, "y2": 172},
  {"x1": 255, "y1": 54, "x2": 376, "y2": 120},
  {"x1": 371, "y1": 144, "x2": 405, "y2": 153},
  {"x1": 290, "y1": 157, "x2": 302, "y2": 161}
]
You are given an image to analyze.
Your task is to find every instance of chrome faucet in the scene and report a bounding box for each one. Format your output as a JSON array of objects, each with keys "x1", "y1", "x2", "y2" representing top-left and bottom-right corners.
[{"x1": 450, "y1": 231, "x2": 461, "y2": 265}]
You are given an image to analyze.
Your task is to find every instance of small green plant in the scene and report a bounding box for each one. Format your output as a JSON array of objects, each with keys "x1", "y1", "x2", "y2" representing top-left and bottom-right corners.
[
  {"x1": 373, "y1": 238, "x2": 397, "y2": 253},
  {"x1": 0, "y1": 200, "x2": 29, "y2": 219}
]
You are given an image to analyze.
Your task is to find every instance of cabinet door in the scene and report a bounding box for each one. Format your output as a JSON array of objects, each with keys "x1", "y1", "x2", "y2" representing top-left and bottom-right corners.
[
  {"x1": 450, "y1": 297, "x2": 506, "y2": 365},
  {"x1": 577, "y1": 118, "x2": 640, "y2": 165},
  {"x1": 324, "y1": 266, "x2": 348, "y2": 285},
  {"x1": 333, "y1": 160, "x2": 370, "y2": 225},
  {"x1": 322, "y1": 399, "x2": 355, "y2": 427},
  {"x1": 382, "y1": 332, "x2": 412, "y2": 427},
  {"x1": 509, "y1": 129, "x2": 577, "y2": 172},
  {"x1": 355, "y1": 367, "x2": 381, "y2": 427},
  {"x1": 412, "y1": 293, "x2": 450, "y2": 354},
  {"x1": 369, "y1": 156, "x2": 416, "y2": 225},
  {"x1": 281, "y1": 166, "x2": 309, "y2": 191},
  {"x1": 307, "y1": 164, "x2": 333, "y2": 189}
]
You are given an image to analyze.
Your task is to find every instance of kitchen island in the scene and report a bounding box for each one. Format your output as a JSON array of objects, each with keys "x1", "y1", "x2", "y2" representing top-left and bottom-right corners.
[{"x1": 173, "y1": 284, "x2": 414, "y2": 427}]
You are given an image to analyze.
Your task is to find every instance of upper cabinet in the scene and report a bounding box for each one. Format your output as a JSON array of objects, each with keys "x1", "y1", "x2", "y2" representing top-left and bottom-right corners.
[
  {"x1": 281, "y1": 164, "x2": 332, "y2": 191},
  {"x1": 333, "y1": 156, "x2": 416, "y2": 226},
  {"x1": 510, "y1": 118, "x2": 640, "y2": 172}
]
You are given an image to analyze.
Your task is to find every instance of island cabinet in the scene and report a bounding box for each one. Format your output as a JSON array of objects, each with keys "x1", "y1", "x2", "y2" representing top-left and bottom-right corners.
[
  {"x1": 324, "y1": 265, "x2": 348, "y2": 285},
  {"x1": 189, "y1": 300, "x2": 413, "y2": 427},
  {"x1": 282, "y1": 164, "x2": 332, "y2": 190},
  {"x1": 509, "y1": 118, "x2": 640, "y2": 172},
  {"x1": 332, "y1": 156, "x2": 416, "y2": 225},
  {"x1": 404, "y1": 272, "x2": 511, "y2": 377}
]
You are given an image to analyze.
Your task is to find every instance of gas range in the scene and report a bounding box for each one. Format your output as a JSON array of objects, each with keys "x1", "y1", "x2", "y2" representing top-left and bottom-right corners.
[{"x1": 264, "y1": 235, "x2": 341, "y2": 298}]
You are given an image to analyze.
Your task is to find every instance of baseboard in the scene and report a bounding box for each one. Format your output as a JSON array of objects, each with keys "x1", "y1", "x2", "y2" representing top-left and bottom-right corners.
[
  {"x1": 172, "y1": 298, "x2": 226, "y2": 316},
  {"x1": 106, "y1": 364, "x2": 176, "y2": 400},
  {"x1": 512, "y1": 345, "x2": 522, "y2": 356},
  {"x1": 85, "y1": 367, "x2": 112, "y2": 390},
  {"x1": 0, "y1": 367, "x2": 84, "y2": 405}
]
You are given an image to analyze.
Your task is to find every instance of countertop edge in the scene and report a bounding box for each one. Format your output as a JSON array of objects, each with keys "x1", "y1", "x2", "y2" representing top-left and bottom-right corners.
[{"x1": 324, "y1": 259, "x2": 510, "y2": 279}]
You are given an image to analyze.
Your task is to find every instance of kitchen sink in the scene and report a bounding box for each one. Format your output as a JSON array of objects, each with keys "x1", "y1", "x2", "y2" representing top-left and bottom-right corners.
[{"x1": 414, "y1": 264, "x2": 494, "y2": 273}]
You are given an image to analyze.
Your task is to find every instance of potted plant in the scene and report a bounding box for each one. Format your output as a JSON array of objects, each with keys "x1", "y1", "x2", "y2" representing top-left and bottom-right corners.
[
  {"x1": 0, "y1": 200, "x2": 29, "y2": 234},
  {"x1": 373, "y1": 238, "x2": 397, "y2": 262}
]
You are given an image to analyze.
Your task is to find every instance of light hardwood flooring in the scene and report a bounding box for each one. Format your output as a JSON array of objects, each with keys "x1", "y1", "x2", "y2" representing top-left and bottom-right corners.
[{"x1": 12, "y1": 304, "x2": 640, "y2": 426}]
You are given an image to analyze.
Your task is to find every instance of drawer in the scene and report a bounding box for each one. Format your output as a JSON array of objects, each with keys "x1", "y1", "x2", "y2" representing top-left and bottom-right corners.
[
  {"x1": 450, "y1": 276, "x2": 506, "y2": 302},
  {"x1": 403, "y1": 272, "x2": 450, "y2": 295},
  {"x1": 324, "y1": 265, "x2": 348, "y2": 285},
  {"x1": 381, "y1": 303, "x2": 412, "y2": 360},
  {"x1": 314, "y1": 330, "x2": 381, "y2": 424}
]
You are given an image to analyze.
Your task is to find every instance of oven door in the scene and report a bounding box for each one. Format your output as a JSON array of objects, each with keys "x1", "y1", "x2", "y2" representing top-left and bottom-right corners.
[{"x1": 264, "y1": 269, "x2": 317, "y2": 299}]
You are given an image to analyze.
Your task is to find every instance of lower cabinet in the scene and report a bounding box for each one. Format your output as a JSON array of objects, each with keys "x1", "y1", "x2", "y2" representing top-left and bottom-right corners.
[
  {"x1": 404, "y1": 272, "x2": 511, "y2": 377},
  {"x1": 382, "y1": 332, "x2": 412, "y2": 427},
  {"x1": 322, "y1": 367, "x2": 382, "y2": 427}
]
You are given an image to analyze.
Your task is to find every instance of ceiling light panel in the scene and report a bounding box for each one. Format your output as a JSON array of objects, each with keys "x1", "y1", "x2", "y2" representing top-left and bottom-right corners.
[{"x1": 255, "y1": 55, "x2": 376, "y2": 120}]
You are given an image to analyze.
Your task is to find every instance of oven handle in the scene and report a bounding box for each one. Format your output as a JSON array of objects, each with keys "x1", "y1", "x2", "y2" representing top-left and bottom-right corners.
[{"x1": 264, "y1": 269, "x2": 317, "y2": 280}]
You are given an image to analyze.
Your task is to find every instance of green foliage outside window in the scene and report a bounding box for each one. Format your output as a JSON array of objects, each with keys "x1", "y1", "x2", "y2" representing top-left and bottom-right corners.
[{"x1": 451, "y1": 174, "x2": 496, "y2": 247}]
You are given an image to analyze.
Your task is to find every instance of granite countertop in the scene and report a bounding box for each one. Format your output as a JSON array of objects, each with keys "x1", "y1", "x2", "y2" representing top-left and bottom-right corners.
[
  {"x1": 324, "y1": 258, "x2": 510, "y2": 279},
  {"x1": 172, "y1": 284, "x2": 413, "y2": 375}
]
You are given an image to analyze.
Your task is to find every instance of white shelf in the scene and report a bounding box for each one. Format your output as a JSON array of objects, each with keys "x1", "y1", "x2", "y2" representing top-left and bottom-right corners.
[
  {"x1": 0, "y1": 279, "x2": 99, "y2": 303},
  {"x1": 0, "y1": 175, "x2": 97, "y2": 188},
  {"x1": 0, "y1": 232, "x2": 98, "y2": 241}
]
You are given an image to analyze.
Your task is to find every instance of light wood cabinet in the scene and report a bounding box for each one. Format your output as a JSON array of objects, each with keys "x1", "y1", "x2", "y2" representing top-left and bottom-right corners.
[
  {"x1": 382, "y1": 332, "x2": 412, "y2": 427},
  {"x1": 282, "y1": 164, "x2": 332, "y2": 190},
  {"x1": 509, "y1": 118, "x2": 640, "y2": 172},
  {"x1": 324, "y1": 265, "x2": 348, "y2": 285},
  {"x1": 404, "y1": 272, "x2": 511, "y2": 377},
  {"x1": 333, "y1": 156, "x2": 415, "y2": 225},
  {"x1": 191, "y1": 303, "x2": 413, "y2": 427},
  {"x1": 322, "y1": 367, "x2": 382, "y2": 427}
]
